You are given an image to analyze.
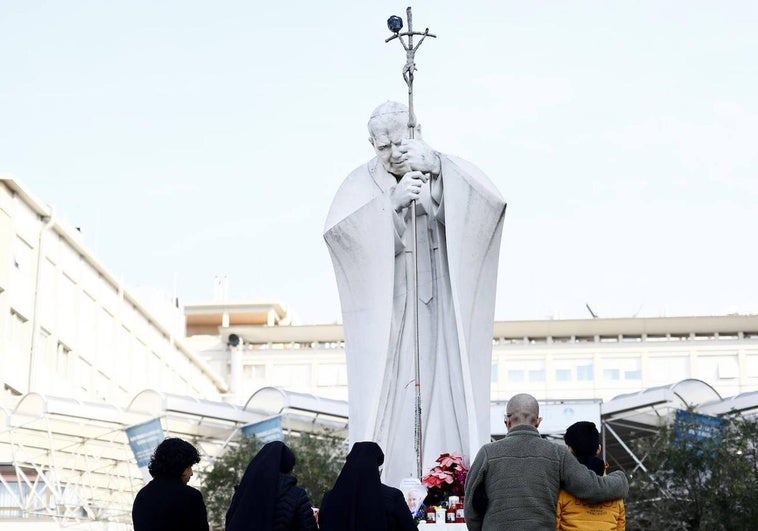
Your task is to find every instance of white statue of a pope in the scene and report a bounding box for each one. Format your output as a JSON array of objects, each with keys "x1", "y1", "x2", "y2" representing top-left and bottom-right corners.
[{"x1": 324, "y1": 101, "x2": 506, "y2": 487}]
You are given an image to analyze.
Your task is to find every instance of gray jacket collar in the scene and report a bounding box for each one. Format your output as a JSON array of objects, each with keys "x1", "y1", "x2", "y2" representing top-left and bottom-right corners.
[{"x1": 505, "y1": 424, "x2": 540, "y2": 437}]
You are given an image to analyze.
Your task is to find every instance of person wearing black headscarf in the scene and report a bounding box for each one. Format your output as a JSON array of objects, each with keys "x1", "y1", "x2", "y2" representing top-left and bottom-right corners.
[
  {"x1": 318, "y1": 441, "x2": 415, "y2": 531},
  {"x1": 225, "y1": 440, "x2": 317, "y2": 531}
]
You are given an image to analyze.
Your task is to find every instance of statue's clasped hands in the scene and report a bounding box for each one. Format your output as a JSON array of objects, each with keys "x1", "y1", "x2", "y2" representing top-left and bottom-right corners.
[
  {"x1": 391, "y1": 139, "x2": 440, "y2": 212},
  {"x1": 391, "y1": 170, "x2": 427, "y2": 212},
  {"x1": 398, "y1": 138, "x2": 441, "y2": 175}
]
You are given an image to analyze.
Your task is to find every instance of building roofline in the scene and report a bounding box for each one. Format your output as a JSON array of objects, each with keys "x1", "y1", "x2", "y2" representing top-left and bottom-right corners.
[
  {"x1": 492, "y1": 314, "x2": 758, "y2": 339},
  {"x1": 185, "y1": 301, "x2": 288, "y2": 317},
  {"x1": 1, "y1": 177, "x2": 228, "y2": 393},
  {"x1": 221, "y1": 314, "x2": 758, "y2": 345}
]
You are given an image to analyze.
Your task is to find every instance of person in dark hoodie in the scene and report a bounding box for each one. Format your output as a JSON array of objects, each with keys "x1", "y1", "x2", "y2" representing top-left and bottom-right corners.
[
  {"x1": 132, "y1": 437, "x2": 209, "y2": 531},
  {"x1": 556, "y1": 421, "x2": 626, "y2": 530},
  {"x1": 225, "y1": 440, "x2": 317, "y2": 531},
  {"x1": 318, "y1": 441, "x2": 415, "y2": 531}
]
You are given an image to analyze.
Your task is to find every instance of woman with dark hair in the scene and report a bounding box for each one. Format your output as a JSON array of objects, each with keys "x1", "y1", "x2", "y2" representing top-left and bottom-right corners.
[
  {"x1": 318, "y1": 441, "x2": 415, "y2": 531},
  {"x1": 557, "y1": 421, "x2": 626, "y2": 530},
  {"x1": 132, "y1": 437, "x2": 209, "y2": 530},
  {"x1": 225, "y1": 440, "x2": 317, "y2": 531}
]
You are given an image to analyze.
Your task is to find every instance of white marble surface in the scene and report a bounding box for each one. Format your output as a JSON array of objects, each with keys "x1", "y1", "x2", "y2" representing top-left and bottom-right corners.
[{"x1": 324, "y1": 102, "x2": 506, "y2": 486}]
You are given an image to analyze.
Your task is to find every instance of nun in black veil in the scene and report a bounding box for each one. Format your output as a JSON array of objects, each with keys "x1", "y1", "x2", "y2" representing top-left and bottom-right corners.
[
  {"x1": 225, "y1": 440, "x2": 317, "y2": 531},
  {"x1": 318, "y1": 441, "x2": 415, "y2": 531}
]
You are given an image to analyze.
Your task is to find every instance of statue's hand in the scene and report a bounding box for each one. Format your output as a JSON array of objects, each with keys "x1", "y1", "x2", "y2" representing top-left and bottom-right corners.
[
  {"x1": 399, "y1": 139, "x2": 441, "y2": 175},
  {"x1": 391, "y1": 171, "x2": 429, "y2": 212}
]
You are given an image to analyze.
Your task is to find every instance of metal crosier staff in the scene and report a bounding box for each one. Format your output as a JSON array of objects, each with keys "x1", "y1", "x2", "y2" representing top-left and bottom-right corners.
[{"x1": 385, "y1": 6, "x2": 436, "y2": 480}]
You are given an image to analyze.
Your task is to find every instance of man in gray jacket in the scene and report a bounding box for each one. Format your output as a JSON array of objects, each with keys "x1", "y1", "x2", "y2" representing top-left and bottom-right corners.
[{"x1": 464, "y1": 394, "x2": 628, "y2": 531}]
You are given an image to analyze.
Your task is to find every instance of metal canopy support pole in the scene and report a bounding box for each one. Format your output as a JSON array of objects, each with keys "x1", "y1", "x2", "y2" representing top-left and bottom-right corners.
[{"x1": 604, "y1": 422, "x2": 649, "y2": 473}]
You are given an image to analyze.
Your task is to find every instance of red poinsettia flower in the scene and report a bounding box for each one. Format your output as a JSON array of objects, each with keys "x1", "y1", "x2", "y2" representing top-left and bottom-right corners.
[{"x1": 421, "y1": 452, "x2": 469, "y2": 505}]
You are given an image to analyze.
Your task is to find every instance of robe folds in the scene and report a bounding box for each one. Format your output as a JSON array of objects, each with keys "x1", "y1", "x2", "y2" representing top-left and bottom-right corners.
[{"x1": 324, "y1": 153, "x2": 506, "y2": 487}]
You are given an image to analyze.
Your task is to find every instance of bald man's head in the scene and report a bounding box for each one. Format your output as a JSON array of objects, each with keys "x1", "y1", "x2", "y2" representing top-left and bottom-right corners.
[{"x1": 505, "y1": 393, "x2": 541, "y2": 429}]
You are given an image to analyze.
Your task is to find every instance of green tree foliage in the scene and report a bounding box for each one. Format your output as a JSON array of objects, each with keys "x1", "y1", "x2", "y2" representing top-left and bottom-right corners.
[
  {"x1": 287, "y1": 432, "x2": 348, "y2": 507},
  {"x1": 626, "y1": 413, "x2": 758, "y2": 531},
  {"x1": 201, "y1": 436, "x2": 264, "y2": 530},
  {"x1": 200, "y1": 433, "x2": 346, "y2": 530}
]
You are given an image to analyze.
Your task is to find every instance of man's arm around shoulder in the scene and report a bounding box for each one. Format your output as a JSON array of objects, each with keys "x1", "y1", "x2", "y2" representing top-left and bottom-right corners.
[{"x1": 560, "y1": 447, "x2": 629, "y2": 504}]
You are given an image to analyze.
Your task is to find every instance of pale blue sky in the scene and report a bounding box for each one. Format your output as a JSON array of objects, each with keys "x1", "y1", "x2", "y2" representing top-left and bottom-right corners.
[{"x1": 2, "y1": 1, "x2": 757, "y2": 324}]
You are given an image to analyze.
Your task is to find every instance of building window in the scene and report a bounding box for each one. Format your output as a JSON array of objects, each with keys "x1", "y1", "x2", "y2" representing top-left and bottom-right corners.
[
  {"x1": 746, "y1": 355, "x2": 758, "y2": 378},
  {"x1": 272, "y1": 364, "x2": 311, "y2": 388},
  {"x1": 244, "y1": 364, "x2": 267, "y2": 382},
  {"x1": 10, "y1": 310, "x2": 30, "y2": 351},
  {"x1": 718, "y1": 359, "x2": 739, "y2": 379},
  {"x1": 318, "y1": 364, "x2": 347, "y2": 387},
  {"x1": 491, "y1": 363, "x2": 498, "y2": 383},
  {"x1": 505, "y1": 360, "x2": 545, "y2": 384},
  {"x1": 577, "y1": 364, "x2": 594, "y2": 381},
  {"x1": 56, "y1": 342, "x2": 72, "y2": 377},
  {"x1": 11, "y1": 236, "x2": 35, "y2": 299},
  {"x1": 555, "y1": 359, "x2": 589, "y2": 382},
  {"x1": 39, "y1": 328, "x2": 53, "y2": 367},
  {"x1": 601, "y1": 357, "x2": 641, "y2": 382},
  {"x1": 649, "y1": 356, "x2": 689, "y2": 385},
  {"x1": 528, "y1": 369, "x2": 546, "y2": 382}
]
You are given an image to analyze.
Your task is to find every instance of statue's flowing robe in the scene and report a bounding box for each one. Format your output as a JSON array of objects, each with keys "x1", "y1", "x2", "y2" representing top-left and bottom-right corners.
[{"x1": 324, "y1": 154, "x2": 506, "y2": 487}]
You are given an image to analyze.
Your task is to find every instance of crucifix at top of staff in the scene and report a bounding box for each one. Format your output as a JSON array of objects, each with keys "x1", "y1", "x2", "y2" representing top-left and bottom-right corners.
[{"x1": 384, "y1": 7, "x2": 436, "y2": 480}]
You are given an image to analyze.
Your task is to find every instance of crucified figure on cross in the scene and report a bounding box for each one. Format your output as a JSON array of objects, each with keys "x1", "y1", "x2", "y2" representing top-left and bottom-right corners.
[{"x1": 385, "y1": 8, "x2": 437, "y2": 140}]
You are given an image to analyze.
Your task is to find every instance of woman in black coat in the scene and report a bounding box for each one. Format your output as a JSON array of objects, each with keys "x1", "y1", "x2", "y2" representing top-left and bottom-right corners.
[
  {"x1": 132, "y1": 437, "x2": 209, "y2": 531},
  {"x1": 318, "y1": 441, "x2": 415, "y2": 531},
  {"x1": 225, "y1": 440, "x2": 317, "y2": 531}
]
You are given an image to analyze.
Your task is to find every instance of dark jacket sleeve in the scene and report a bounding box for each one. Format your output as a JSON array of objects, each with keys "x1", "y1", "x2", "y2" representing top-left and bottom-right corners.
[
  {"x1": 383, "y1": 486, "x2": 416, "y2": 531},
  {"x1": 463, "y1": 446, "x2": 488, "y2": 531},
  {"x1": 184, "y1": 487, "x2": 210, "y2": 531},
  {"x1": 293, "y1": 487, "x2": 318, "y2": 531}
]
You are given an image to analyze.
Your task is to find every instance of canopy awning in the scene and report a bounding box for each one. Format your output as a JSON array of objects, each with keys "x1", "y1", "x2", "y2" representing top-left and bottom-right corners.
[
  {"x1": 601, "y1": 379, "x2": 722, "y2": 471},
  {"x1": 1, "y1": 393, "x2": 150, "y2": 523},
  {"x1": 697, "y1": 390, "x2": 758, "y2": 418},
  {"x1": 0, "y1": 387, "x2": 349, "y2": 525},
  {"x1": 243, "y1": 386, "x2": 349, "y2": 435}
]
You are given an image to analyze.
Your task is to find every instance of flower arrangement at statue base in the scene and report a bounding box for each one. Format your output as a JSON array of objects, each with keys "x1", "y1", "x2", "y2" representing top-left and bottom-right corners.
[{"x1": 421, "y1": 452, "x2": 469, "y2": 507}]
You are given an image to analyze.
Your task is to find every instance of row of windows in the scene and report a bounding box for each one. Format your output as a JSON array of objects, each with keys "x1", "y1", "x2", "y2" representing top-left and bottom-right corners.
[
  {"x1": 3, "y1": 308, "x2": 210, "y2": 400},
  {"x1": 245, "y1": 355, "x2": 758, "y2": 391},
  {"x1": 242, "y1": 363, "x2": 349, "y2": 389},
  {"x1": 2, "y1": 205, "x2": 213, "y2": 396},
  {"x1": 247, "y1": 341, "x2": 346, "y2": 350},
  {"x1": 244, "y1": 361, "x2": 645, "y2": 389},
  {"x1": 495, "y1": 333, "x2": 758, "y2": 345},
  {"x1": 502, "y1": 366, "x2": 642, "y2": 383},
  {"x1": 239, "y1": 334, "x2": 758, "y2": 350},
  {"x1": 495, "y1": 357, "x2": 758, "y2": 385}
]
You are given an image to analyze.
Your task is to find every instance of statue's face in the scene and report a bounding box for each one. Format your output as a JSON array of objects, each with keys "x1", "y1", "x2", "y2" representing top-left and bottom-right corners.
[{"x1": 370, "y1": 118, "x2": 411, "y2": 177}]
